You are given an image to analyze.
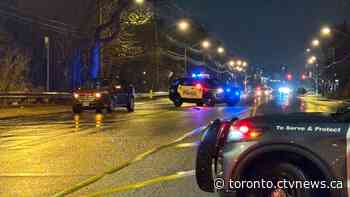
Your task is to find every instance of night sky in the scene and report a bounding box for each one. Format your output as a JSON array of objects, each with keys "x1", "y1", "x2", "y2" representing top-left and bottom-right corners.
[{"x1": 177, "y1": 0, "x2": 350, "y2": 74}]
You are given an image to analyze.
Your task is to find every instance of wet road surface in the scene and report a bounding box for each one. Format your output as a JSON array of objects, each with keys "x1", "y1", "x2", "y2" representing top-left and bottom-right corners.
[{"x1": 0, "y1": 95, "x2": 341, "y2": 196}]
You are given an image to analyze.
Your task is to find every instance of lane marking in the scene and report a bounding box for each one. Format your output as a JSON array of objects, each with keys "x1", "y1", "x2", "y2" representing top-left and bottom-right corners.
[
  {"x1": 52, "y1": 126, "x2": 209, "y2": 197},
  {"x1": 85, "y1": 170, "x2": 195, "y2": 197},
  {"x1": 53, "y1": 106, "x2": 251, "y2": 196},
  {"x1": 175, "y1": 141, "x2": 200, "y2": 148}
]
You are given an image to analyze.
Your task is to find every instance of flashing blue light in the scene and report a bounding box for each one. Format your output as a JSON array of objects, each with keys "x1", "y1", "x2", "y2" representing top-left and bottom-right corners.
[
  {"x1": 235, "y1": 91, "x2": 240, "y2": 96},
  {"x1": 191, "y1": 73, "x2": 210, "y2": 78},
  {"x1": 226, "y1": 88, "x2": 231, "y2": 93}
]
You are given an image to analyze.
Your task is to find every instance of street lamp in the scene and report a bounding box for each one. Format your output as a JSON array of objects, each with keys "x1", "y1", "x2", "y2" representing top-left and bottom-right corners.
[
  {"x1": 217, "y1": 47, "x2": 225, "y2": 54},
  {"x1": 229, "y1": 60, "x2": 235, "y2": 67},
  {"x1": 321, "y1": 26, "x2": 331, "y2": 36},
  {"x1": 311, "y1": 39, "x2": 320, "y2": 47},
  {"x1": 201, "y1": 40, "x2": 211, "y2": 49},
  {"x1": 307, "y1": 56, "x2": 317, "y2": 64},
  {"x1": 177, "y1": 20, "x2": 190, "y2": 32},
  {"x1": 135, "y1": 0, "x2": 144, "y2": 5}
]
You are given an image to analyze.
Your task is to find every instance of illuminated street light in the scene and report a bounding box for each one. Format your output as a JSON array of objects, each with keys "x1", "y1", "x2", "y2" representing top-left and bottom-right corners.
[
  {"x1": 201, "y1": 40, "x2": 211, "y2": 49},
  {"x1": 308, "y1": 56, "x2": 317, "y2": 64},
  {"x1": 311, "y1": 39, "x2": 320, "y2": 47},
  {"x1": 217, "y1": 47, "x2": 225, "y2": 54},
  {"x1": 236, "y1": 67, "x2": 243, "y2": 72},
  {"x1": 229, "y1": 60, "x2": 235, "y2": 67},
  {"x1": 321, "y1": 26, "x2": 331, "y2": 36},
  {"x1": 242, "y1": 61, "x2": 248, "y2": 67},
  {"x1": 237, "y1": 60, "x2": 242, "y2": 66},
  {"x1": 177, "y1": 20, "x2": 190, "y2": 32},
  {"x1": 306, "y1": 48, "x2": 311, "y2": 53},
  {"x1": 135, "y1": 0, "x2": 144, "y2": 5}
]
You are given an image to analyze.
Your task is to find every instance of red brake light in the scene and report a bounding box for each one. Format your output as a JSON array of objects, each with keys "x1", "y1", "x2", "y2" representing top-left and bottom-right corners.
[{"x1": 227, "y1": 119, "x2": 261, "y2": 142}]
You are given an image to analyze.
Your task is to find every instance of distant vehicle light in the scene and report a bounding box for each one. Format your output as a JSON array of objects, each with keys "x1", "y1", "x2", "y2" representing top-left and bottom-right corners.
[
  {"x1": 256, "y1": 90, "x2": 262, "y2": 96},
  {"x1": 115, "y1": 85, "x2": 122, "y2": 89},
  {"x1": 278, "y1": 87, "x2": 291, "y2": 94},
  {"x1": 217, "y1": 88, "x2": 224, "y2": 94},
  {"x1": 73, "y1": 93, "x2": 79, "y2": 99},
  {"x1": 95, "y1": 92, "x2": 102, "y2": 98}
]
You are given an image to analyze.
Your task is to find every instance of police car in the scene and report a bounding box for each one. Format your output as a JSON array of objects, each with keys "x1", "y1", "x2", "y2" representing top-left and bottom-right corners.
[
  {"x1": 196, "y1": 106, "x2": 350, "y2": 197},
  {"x1": 169, "y1": 74, "x2": 241, "y2": 107}
]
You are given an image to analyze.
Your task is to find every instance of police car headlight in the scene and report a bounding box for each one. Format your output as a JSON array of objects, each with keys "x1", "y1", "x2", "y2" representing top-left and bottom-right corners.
[
  {"x1": 95, "y1": 93, "x2": 102, "y2": 99},
  {"x1": 217, "y1": 88, "x2": 224, "y2": 94},
  {"x1": 73, "y1": 93, "x2": 79, "y2": 99}
]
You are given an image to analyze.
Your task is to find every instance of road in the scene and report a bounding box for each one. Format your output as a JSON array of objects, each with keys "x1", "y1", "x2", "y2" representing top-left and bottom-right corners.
[{"x1": 0, "y1": 95, "x2": 342, "y2": 197}]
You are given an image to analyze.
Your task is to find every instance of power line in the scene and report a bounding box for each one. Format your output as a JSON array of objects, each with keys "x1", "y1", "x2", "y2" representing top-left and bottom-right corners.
[
  {"x1": 0, "y1": 8, "x2": 84, "y2": 37},
  {"x1": 0, "y1": 3, "x2": 79, "y2": 30}
]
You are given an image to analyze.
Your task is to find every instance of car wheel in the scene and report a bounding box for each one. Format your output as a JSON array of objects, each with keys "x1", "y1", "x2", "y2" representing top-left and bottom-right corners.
[
  {"x1": 173, "y1": 98, "x2": 183, "y2": 107},
  {"x1": 195, "y1": 120, "x2": 222, "y2": 192},
  {"x1": 239, "y1": 162, "x2": 312, "y2": 197},
  {"x1": 196, "y1": 102, "x2": 204, "y2": 107},
  {"x1": 204, "y1": 97, "x2": 215, "y2": 107},
  {"x1": 72, "y1": 105, "x2": 82, "y2": 113},
  {"x1": 107, "y1": 99, "x2": 114, "y2": 113},
  {"x1": 127, "y1": 97, "x2": 135, "y2": 112},
  {"x1": 96, "y1": 106, "x2": 103, "y2": 114}
]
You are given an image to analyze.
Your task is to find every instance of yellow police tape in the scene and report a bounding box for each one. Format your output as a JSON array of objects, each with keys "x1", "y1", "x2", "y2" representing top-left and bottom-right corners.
[
  {"x1": 52, "y1": 126, "x2": 209, "y2": 197},
  {"x1": 85, "y1": 170, "x2": 195, "y2": 197}
]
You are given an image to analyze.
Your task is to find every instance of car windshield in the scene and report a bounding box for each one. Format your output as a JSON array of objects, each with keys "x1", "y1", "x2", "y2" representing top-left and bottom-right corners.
[{"x1": 1, "y1": 1, "x2": 350, "y2": 197}]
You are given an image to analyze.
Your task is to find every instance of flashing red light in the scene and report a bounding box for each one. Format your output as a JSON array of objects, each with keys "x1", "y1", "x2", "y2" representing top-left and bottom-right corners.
[
  {"x1": 286, "y1": 73, "x2": 293, "y2": 81},
  {"x1": 228, "y1": 119, "x2": 262, "y2": 141},
  {"x1": 195, "y1": 83, "x2": 202, "y2": 90}
]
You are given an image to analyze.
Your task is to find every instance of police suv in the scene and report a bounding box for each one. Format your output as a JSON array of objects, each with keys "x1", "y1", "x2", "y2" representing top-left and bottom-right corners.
[
  {"x1": 169, "y1": 74, "x2": 241, "y2": 107},
  {"x1": 196, "y1": 106, "x2": 350, "y2": 197}
]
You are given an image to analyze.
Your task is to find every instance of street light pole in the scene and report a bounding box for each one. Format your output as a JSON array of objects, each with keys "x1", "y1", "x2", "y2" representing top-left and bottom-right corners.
[
  {"x1": 44, "y1": 36, "x2": 50, "y2": 92},
  {"x1": 184, "y1": 47, "x2": 187, "y2": 75}
]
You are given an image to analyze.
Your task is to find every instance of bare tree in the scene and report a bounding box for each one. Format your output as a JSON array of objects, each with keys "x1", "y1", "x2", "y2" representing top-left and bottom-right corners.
[{"x1": 0, "y1": 47, "x2": 31, "y2": 91}]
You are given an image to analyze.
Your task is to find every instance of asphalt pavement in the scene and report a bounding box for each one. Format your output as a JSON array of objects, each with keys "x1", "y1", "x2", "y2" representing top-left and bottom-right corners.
[{"x1": 0, "y1": 95, "x2": 342, "y2": 197}]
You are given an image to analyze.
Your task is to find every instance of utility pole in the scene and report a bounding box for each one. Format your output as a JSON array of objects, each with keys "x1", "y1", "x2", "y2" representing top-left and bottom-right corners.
[
  {"x1": 44, "y1": 36, "x2": 50, "y2": 92},
  {"x1": 184, "y1": 47, "x2": 187, "y2": 75},
  {"x1": 98, "y1": 0, "x2": 104, "y2": 78},
  {"x1": 153, "y1": 0, "x2": 160, "y2": 91}
]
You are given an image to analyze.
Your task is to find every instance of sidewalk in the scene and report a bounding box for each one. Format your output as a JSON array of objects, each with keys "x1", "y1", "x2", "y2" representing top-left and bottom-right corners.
[{"x1": 0, "y1": 105, "x2": 71, "y2": 119}]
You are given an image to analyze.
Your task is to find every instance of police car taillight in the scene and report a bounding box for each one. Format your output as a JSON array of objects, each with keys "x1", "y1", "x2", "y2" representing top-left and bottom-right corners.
[
  {"x1": 227, "y1": 119, "x2": 262, "y2": 142},
  {"x1": 195, "y1": 83, "x2": 202, "y2": 90}
]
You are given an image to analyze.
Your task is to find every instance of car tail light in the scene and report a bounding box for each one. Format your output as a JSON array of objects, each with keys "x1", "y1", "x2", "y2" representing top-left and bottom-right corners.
[
  {"x1": 73, "y1": 93, "x2": 79, "y2": 99},
  {"x1": 227, "y1": 119, "x2": 262, "y2": 142},
  {"x1": 195, "y1": 83, "x2": 202, "y2": 90}
]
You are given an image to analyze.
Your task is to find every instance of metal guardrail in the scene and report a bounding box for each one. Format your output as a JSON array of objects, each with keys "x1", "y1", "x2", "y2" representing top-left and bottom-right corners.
[{"x1": 0, "y1": 91, "x2": 169, "y2": 106}]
